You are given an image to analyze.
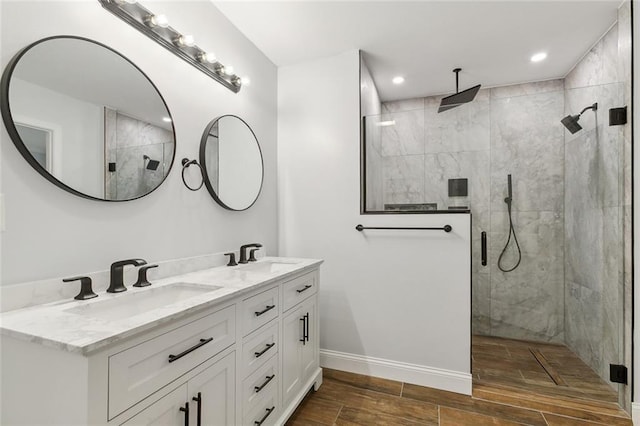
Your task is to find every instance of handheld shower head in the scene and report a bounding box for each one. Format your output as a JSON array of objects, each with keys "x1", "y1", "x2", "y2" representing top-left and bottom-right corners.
[
  {"x1": 143, "y1": 155, "x2": 160, "y2": 171},
  {"x1": 561, "y1": 102, "x2": 597, "y2": 134}
]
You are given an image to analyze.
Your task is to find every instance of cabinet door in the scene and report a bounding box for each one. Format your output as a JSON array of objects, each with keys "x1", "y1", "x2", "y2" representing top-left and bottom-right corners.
[
  {"x1": 282, "y1": 305, "x2": 304, "y2": 407},
  {"x1": 300, "y1": 297, "x2": 318, "y2": 381},
  {"x1": 120, "y1": 384, "x2": 187, "y2": 426},
  {"x1": 188, "y1": 351, "x2": 236, "y2": 426}
]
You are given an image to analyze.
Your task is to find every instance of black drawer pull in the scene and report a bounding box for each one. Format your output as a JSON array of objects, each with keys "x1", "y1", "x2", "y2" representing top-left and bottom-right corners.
[
  {"x1": 168, "y1": 338, "x2": 213, "y2": 363},
  {"x1": 179, "y1": 402, "x2": 189, "y2": 426},
  {"x1": 254, "y1": 342, "x2": 275, "y2": 358},
  {"x1": 254, "y1": 406, "x2": 275, "y2": 425},
  {"x1": 255, "y1": 304, "x2": 275, "y2": 317},
  {"x1": 254, "y1": 375, "x2": 275, "y2": 393},
  {"x1": 296, "y1": 284, "x2": 312, "y2": 293},
  {"x1": 192, "y1": 392, "x2": 202, "y2": 426}
]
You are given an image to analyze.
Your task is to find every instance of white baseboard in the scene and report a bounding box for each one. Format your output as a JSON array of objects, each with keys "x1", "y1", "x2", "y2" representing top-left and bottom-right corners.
[
  {"x1": 632, "y1": 402, "x2": 640, "y2": 425},
  {"x1": 320, "y1": 349, "x2": 472, "y2": 395}
]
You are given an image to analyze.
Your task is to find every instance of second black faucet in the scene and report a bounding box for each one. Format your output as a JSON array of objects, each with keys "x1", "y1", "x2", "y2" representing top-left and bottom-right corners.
[
  {"x1": 107, "y1": 258, "x2": 147, "y2": 293},
  {"x1": 239, "y1": 243, "x2": 262, "y2": 264}
]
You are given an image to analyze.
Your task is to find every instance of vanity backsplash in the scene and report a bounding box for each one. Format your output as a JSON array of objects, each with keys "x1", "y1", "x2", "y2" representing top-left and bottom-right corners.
[{"x1": 0, "y1": 248, "x2": 266, "y2": 313}]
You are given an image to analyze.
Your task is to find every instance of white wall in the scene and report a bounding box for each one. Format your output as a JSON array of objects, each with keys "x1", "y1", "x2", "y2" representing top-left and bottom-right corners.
[
  {"x1": 278, "y1": 50, "x2": 472, "y2": 394},
  {"x1": 0, "y1": 1, "x2": 277, "y2": 285}
]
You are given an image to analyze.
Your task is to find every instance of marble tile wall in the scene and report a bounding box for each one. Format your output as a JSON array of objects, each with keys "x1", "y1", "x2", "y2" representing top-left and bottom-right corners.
[
  {"x1": 104, "y1": 109, "x2": 173, "y2": 200},
  {"x1": 489, "y1": 86, "x2": 566, "y2": 343}
]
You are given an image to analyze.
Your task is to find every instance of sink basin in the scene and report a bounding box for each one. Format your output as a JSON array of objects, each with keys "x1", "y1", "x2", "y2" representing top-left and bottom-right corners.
[
  {"x1": 64, "y1": 282, "x2": 223, "y2": 321},
  {"x1": 238, "y1": 260, "x2": 300, "y2": 274}
]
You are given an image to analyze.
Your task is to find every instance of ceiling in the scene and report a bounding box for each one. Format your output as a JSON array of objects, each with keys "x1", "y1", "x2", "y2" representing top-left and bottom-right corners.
[{"x1": 213, "y1": 1, "x2": 622, "y2": 101}]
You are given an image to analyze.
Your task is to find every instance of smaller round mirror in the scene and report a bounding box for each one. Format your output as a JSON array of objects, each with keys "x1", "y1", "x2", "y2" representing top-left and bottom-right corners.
[{"x1": 199, "y1": 115, "x2": 263, "y2": 211}]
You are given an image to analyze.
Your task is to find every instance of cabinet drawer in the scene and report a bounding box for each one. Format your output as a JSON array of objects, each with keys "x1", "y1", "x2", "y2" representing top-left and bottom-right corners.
[
  {"x1": 242, "y1": 354, "x2": 278, "y2": 415},
  {"x1": 283, "y1": 272, "x2": 317, "y2": 312},
  {"x1": 108, "y1": 305, "x2": 236, "y2": 419},
  {"x1": 242, "y1": 321, "x2": 278, "y2": 377},
  {"x1": 244, "y1": 393, "x2": 278, "y2": 426},
  {"x1": 242, "y1": 286, "x2": 279, "y2": 336}
]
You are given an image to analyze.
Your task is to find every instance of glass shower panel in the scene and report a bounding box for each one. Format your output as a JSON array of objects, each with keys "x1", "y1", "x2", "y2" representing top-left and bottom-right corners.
[{"x1": 563, "y1": 81, "x2": 625, "y2": 395}]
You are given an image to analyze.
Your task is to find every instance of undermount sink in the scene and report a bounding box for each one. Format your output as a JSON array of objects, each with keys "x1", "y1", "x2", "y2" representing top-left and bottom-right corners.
[
  {"x1": 64, "y1": 282, "x2": 223, "y2": 321},
  {"x1": 238, "y1": 259, "x2": 300, "y2": 274}
]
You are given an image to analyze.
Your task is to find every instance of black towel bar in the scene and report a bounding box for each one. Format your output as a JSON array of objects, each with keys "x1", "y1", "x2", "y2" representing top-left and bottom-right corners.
[{"x1": 355, "y1": 224, "x2": 452, "y2": 233}]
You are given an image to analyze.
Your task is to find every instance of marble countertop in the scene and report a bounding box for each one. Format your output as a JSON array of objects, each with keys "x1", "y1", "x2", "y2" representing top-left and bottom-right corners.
[{"x1": 0, "y1": 257, "x2": 322, "y2": 355}]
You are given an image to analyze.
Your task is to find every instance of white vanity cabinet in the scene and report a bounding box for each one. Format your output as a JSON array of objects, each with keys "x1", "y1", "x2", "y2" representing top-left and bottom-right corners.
[
  {"x1": 120, "y1": 350, "x2": 235, "y2": 426},
  {"x1": 0, "y1": 261, "x2": 322, "y2": 426},
  {"x1": 282, "y1": 287, "x2": 318, "y2": 408}
]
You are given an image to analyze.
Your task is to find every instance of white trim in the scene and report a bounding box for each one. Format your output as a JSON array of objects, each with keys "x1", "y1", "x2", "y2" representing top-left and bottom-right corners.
[
  {"x1": 320, "y1": 349, "x2": 472, "y2": 395},
  {"x1": 632, "y1": 402, "x2": 640, "y2": 425}
]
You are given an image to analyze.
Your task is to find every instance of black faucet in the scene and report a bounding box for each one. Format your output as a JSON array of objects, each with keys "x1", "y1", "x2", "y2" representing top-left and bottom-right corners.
[
  {"x1": 239, "y1": 243, "x2": 262, "y2": 264},
  {"x1": 108, "y1": 258, "x2": 147, "y2": 293}
]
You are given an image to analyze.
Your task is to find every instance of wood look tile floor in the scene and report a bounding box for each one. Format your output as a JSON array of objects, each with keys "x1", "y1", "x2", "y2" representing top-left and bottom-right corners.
[{"x1": 286, "y1": 336, "x2": 631, "y2": 425}]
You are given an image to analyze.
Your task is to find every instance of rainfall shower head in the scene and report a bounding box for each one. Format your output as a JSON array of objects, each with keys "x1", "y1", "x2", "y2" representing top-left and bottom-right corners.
[
  {"x1": 438, "y1": 68, "x2": 481, "y2": 113},
  {"x1": 560, "y1": 102, "x2": 597, "y2": 134},
  {"x1": 143, "y1": 155, "x2": 160, "y2": 171}
]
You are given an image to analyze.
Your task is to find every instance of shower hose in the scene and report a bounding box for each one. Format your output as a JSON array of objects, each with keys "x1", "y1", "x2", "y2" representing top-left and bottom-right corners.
[{"x1": 497, "y1": 197, "x2": 522, "y2": 272}]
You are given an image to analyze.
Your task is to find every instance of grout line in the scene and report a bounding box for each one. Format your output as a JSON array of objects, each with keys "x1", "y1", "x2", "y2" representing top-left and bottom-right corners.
[
  {"x1": 401, "y1": 382, "x2": 405, "y2": 397},
  {"x1": 437, "y1": 404, "x2": 441, "y2": 426},
  {"x1": 541, "y1": 412, "x2": 551, "y2": 426}
]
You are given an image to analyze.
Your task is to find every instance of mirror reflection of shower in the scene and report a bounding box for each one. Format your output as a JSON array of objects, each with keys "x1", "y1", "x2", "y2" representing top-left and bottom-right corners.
[
  {"x1": 143, "y1": 154, "x2": 160, "y2": 171},
  {"x1": 497, "y1": 174, "x2": 522, "y2": 272}
]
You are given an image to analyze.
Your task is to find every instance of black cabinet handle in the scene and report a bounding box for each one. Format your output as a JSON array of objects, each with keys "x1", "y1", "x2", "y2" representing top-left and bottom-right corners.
[
  {"x1": 305, "y1": 313, "x2": 310, "y2": 342},
  {"x1": 254, "y1": 406, "x2": 275, "y2": 425},
  {"x1": 296, "y1": 284, "x2": 312, "y2": 293},
  {"x1": 168, "y1": 338, "x2": 213, "y2": 363},
  {"x1": 192, "y1": 392, "x2": 202, "y2": 426},
  {"x1": 179, "y1": 402, "x2": 189, "y2": 426},
  {"x1": 300, "y1": 316, "x2": 306, "y2": 345},
  {"x1": 255, "y1": 305, "x2": 275, "y2": 317},
  {"x1": 481, "y1": 231, "x2": 487, "y2": 266},
  {"x1": 254, "y1": 375, "x2": 275, "y2": 393},
  {"x1": 254, "y1": 342, "x2": 275, "y2": 358}
]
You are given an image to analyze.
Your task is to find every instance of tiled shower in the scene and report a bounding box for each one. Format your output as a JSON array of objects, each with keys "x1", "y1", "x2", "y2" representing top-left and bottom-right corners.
[{"x1": 363, "y1": 2, "x2": 631, "y2": 394}]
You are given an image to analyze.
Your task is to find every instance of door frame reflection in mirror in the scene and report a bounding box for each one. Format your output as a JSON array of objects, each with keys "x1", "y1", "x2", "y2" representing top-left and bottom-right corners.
[
  {"x1": 199, "y1": 115, "x2": 264, "y2": 211},
  {"x1": 0, "y1": 35, "x2": 176, "y2": 202}
]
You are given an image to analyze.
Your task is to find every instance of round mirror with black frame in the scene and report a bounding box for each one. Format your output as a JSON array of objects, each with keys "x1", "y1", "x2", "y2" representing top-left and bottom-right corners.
[
  {"x1": 199, "y1": 115, "x2": 263, "y2": 211},
  {"x1": 0, "y1": 35, "x2": 176, "y2": 201}
]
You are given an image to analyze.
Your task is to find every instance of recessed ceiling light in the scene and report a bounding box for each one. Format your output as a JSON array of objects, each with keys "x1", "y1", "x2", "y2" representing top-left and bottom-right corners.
[
  {"x1": 392, "y1": 76, "x2": 405, "y2": 84},
  {"x1": 162, "y1": 117, "x2": 172, "y2": 123},
  {"x1": 530, "y1": 52, "x2": 547, "y2": 63}
]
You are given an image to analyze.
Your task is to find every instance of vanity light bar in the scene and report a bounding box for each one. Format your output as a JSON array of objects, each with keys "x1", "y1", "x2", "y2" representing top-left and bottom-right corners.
[{"x1": 98, "y1": 0, "x2": 241, "y2": 93}]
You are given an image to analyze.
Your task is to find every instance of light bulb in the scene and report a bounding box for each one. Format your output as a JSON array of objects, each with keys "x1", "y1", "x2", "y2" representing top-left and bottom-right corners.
[
  {"x1": 198, "y1": 52, "x2": 216, "y2": 64},
  {"x1": 214, "y1": 64, "x2": 225, "y2": 75},
  {"x1": 146, "y1": 14, "x2": 169, "y2": 28},
  {"x1": 225, "y1": 65, "x2": 235, "y2": 75},
  {"x1": 175, "y1": 34, "x2": 195, "y2": 47},
  {"x1": 392, "y1": 76, "x2": 405, "y2": 84},
  {"x1": 241, "y1": 76, "x2": 250, "y2": 86}
]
